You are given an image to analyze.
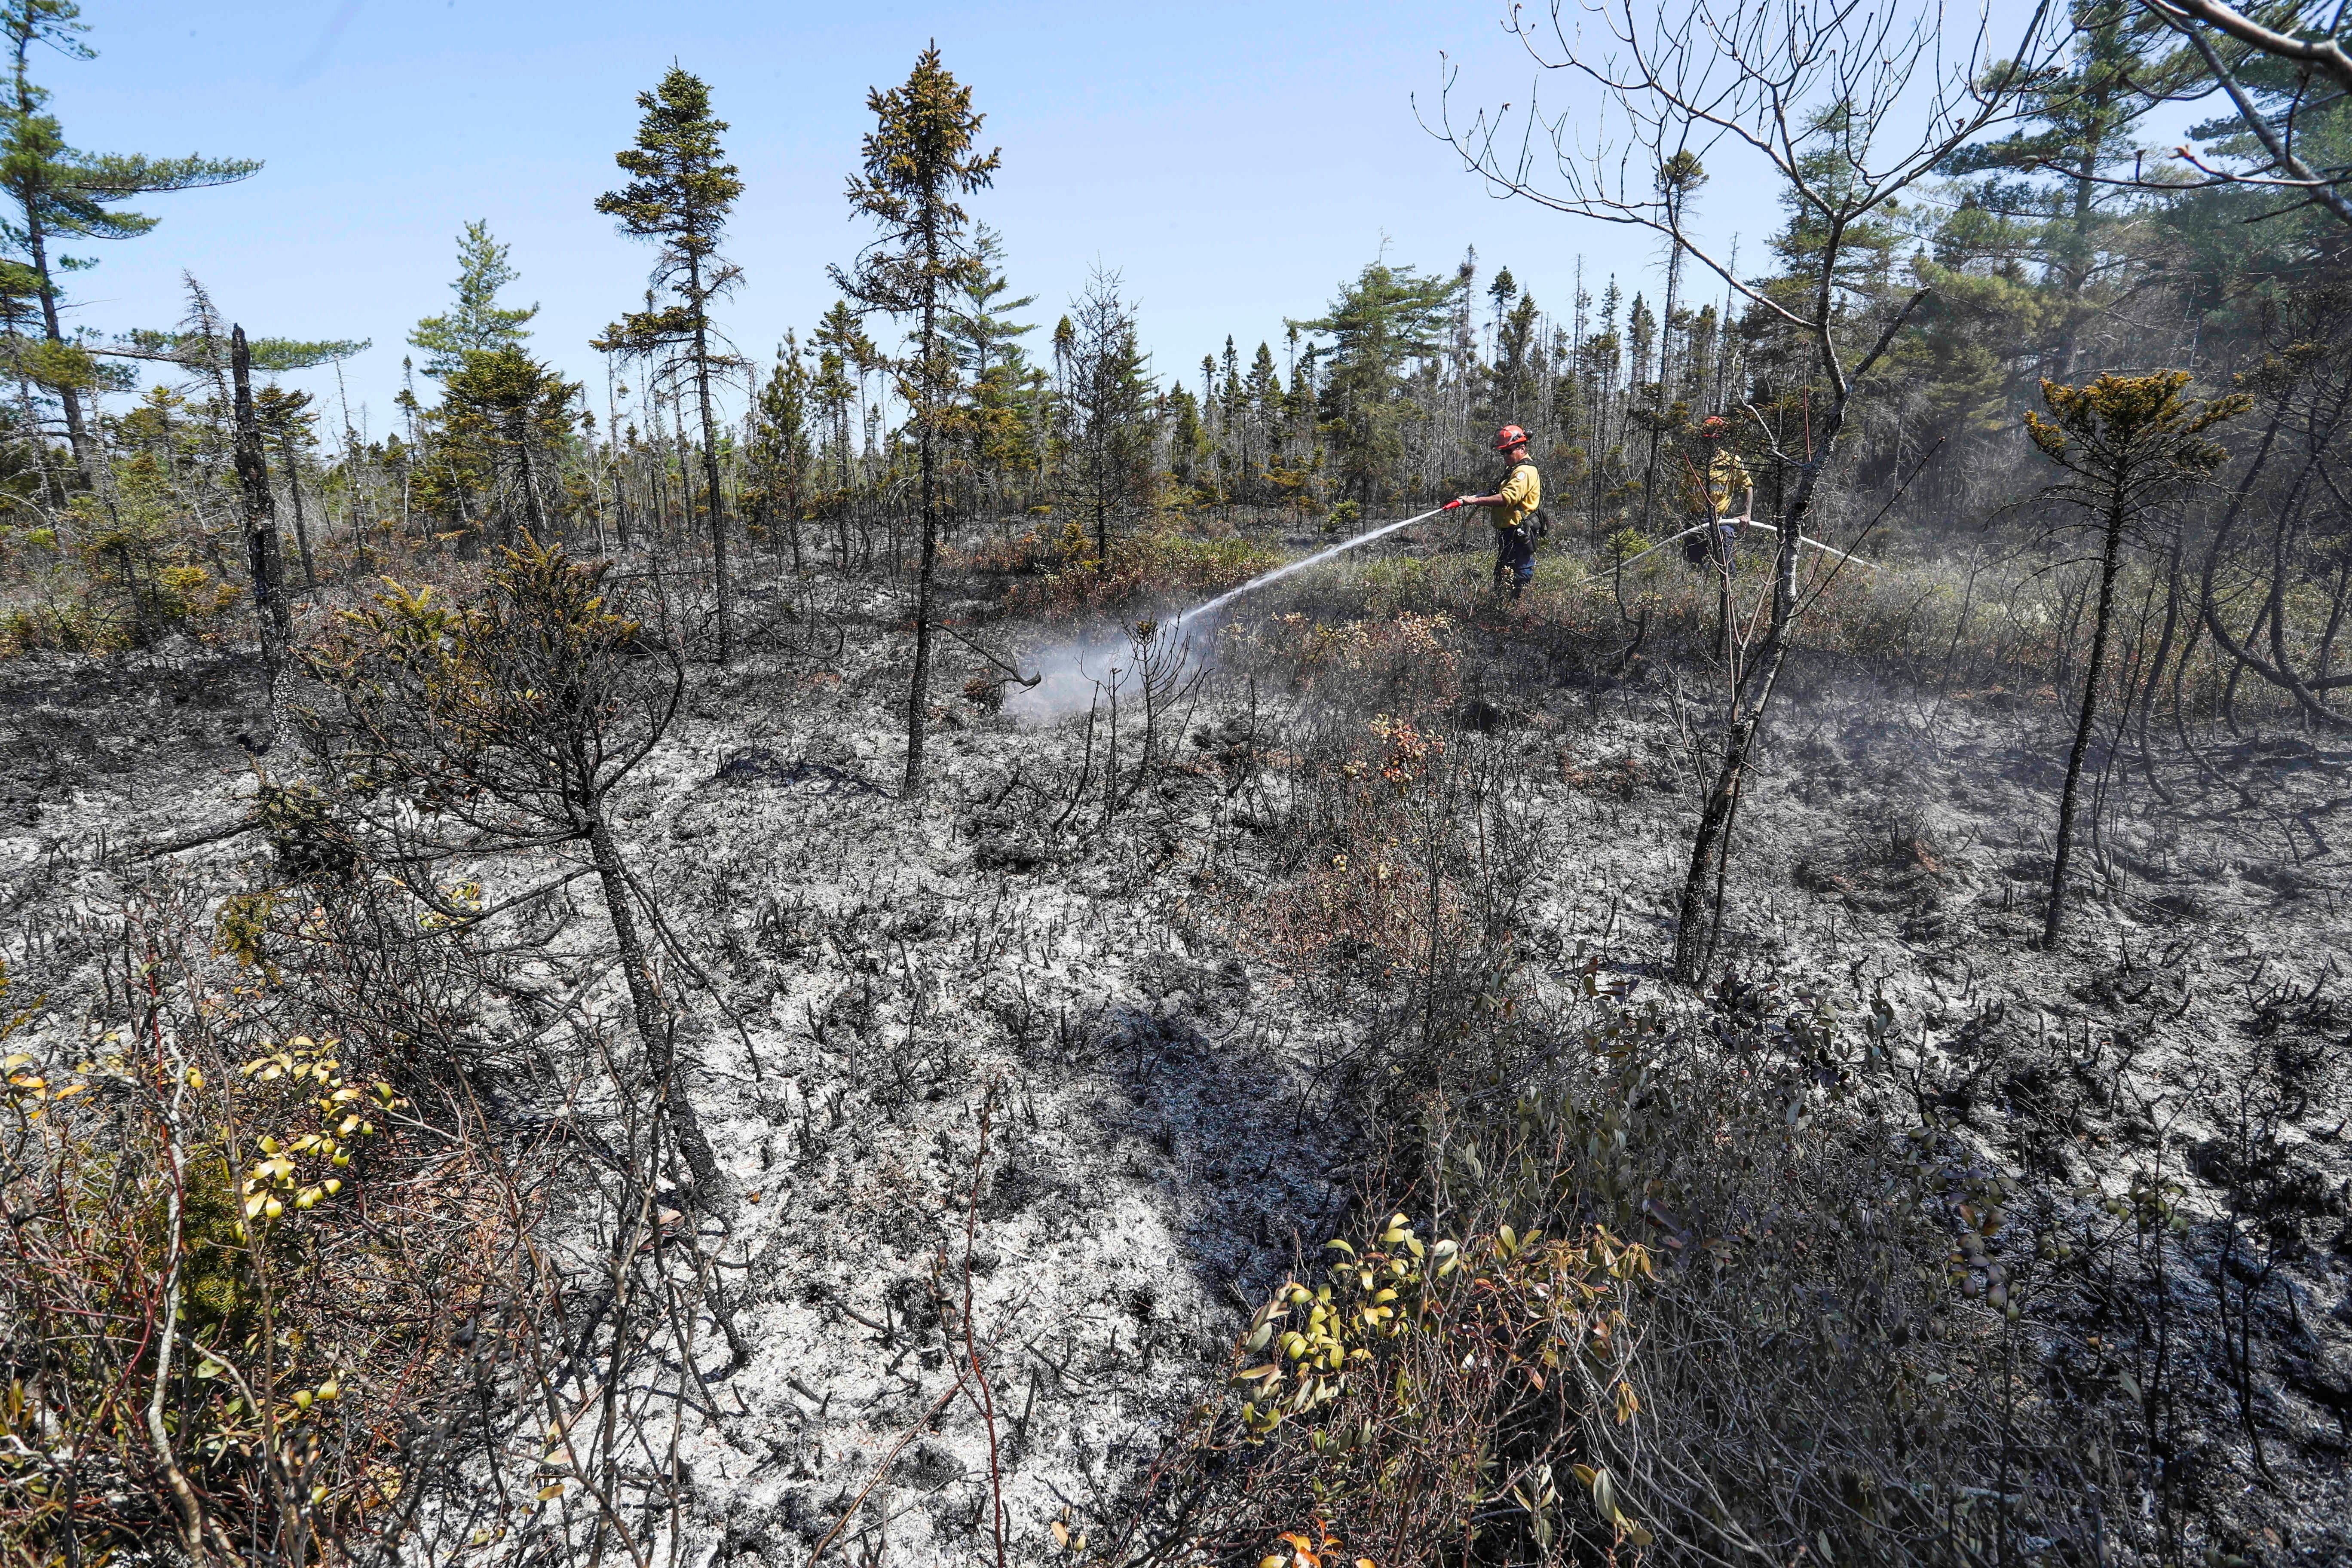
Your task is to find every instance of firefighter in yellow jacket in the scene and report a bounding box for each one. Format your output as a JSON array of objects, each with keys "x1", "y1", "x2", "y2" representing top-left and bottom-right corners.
[
  {"x1": 1457, "y1": 423, "x2": 1542, "y2": 598},
  {"x1": 1683, "y1": 414, "x2": 1754, "y2": 569}
]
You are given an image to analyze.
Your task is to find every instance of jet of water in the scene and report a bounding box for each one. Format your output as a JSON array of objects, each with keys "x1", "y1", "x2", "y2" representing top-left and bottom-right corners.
[
  {"x1": 1004, "y1": 505, "x2": 1451, "y2": 723},
  {"x1": 1169, "y1": 505, "x2": 1451, "y2": 643}
]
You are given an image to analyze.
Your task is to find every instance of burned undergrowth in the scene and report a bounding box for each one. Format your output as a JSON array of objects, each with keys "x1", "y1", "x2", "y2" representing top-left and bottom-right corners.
[{"x1": 0, "y1": 522, "x2": 2343, "y2": 1568}]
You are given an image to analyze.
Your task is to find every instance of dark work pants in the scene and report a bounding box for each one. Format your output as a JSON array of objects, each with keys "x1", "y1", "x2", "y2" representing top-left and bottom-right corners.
[{"x1": 1493, "y1": 526, "x2": 1534, "y2": 595}]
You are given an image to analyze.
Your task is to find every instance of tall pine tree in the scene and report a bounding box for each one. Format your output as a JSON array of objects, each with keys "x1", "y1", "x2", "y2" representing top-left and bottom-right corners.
[
  {"x1": 1296, "y1": 260, "x2": 1461, "y2": 508},
  {"x1": 594, "y1": 67, "x2": 744, "y2": 664},
  {"x1": 410, "y1": 220, "x2": 539, "y2": 378},
  {"x1": 832, "y1": 45, "x2": 999, "y2": 798}
]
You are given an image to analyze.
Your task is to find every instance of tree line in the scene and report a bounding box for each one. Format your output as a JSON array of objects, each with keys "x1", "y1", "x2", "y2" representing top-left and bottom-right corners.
[{"x1": 3, "y1": 0, "x2": 2352, "y2": 796}]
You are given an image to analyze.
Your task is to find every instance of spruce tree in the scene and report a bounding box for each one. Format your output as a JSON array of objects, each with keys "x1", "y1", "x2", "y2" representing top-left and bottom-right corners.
[
  {"x1": 747, "y1": 337, "x2": 814, "y2": 572},
  {"x1": 1056, "y1": 270, "x2": 1153, "y2": 568},
  {"x1": 442, "y1": 346, "x2": 580, "y2": 544},
  {"x1": 832, "y1": 44, "x2": 1000, "y2": 798},
  {"x1": 0, "y1": 0, "x2": 258, "y2": 480},
  {"x1": 1243, "y1": 341, "x2": 1281, "y2": 499},
  {"x1": 812, "y1": 300, "x2": 878, "y2": 493},
  {"x1": 594, "y1": 67, "x2": 744, "y2": 665},
  {"x1": 409, "y1": 220, "x2": 539, "y2": 378}
]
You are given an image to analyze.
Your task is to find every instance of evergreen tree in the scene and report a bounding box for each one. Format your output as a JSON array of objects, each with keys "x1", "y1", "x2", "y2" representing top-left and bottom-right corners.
[
  {"x1": 409, "y1": 220, "x2": 539, "y2": 379},
  {"x1": 947, "y1": 225, "x2": 1039, "y2": 504},
  {"x1": 1164, "y1": 384, "x2": 1208, "y2": 499},
  {"x1": 811, "y1": 300, "x2": 877, "y2": 494},
  {"x1": 746, "y1": 336, "x2": 814, "y2": 571},
  {"x1": 1297, "y1": 259, "x2": 1461, "y2": 508},
  {"x1": 1054, "y1": 270, "x2": 1153, "y2": 567},
  {"x1": 1494, "y1": 288, "x2": 1541, "y2": 419},
  {"x1": 593, "y1": 67, "x2": 745, "y2": 664},
  {"x1": 832, "y1": 44, "x2": 999, "y2": 798},
  {"x1": 1935, "y1": 0, "x2": 2190, "y2": 377},
  {"x1": 1241, "y1": 340, "x2": 1282, "y2": 501},
  {"x1": 441, "y1": 346, "x2": 580, "y2": 544},
  {"x1": 946, "y1": 224, "x2": 1035, "y2": 383},
  {"x1": 0, "y1": 0, "x2": 258, "y2": 479}
]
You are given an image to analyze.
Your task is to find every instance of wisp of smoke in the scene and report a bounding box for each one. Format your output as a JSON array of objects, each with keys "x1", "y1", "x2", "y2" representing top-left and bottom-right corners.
[{"x1": 1003, "y1": 506, "x2": 1450, "y2": 725}]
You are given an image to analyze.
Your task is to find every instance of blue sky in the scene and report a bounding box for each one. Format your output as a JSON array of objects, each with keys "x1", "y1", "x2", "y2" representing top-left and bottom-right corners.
[{"x1": 51, "y1": 0, "x2": 2043, "y2": 439}]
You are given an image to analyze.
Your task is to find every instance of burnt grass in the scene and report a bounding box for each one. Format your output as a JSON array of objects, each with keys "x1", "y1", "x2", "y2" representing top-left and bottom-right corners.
[{"x1": 1, "y1": 549, "x2": 2348, "y2": 1565}]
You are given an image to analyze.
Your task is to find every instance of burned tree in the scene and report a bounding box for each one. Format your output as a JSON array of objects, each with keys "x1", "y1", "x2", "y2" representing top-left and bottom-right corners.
[
  {"x1": 2199, "y1": 297, "x2": 2352, "y2": 734},
  {"x1": 306, "y1": 541, "x2": 732, "y2": 1215},
  {"x1": 833, "y1": 45, "x2": 1000, "y2": 797},
  {"x1": 230, "y1": 325, "x2": 289, "y2": 679},
  {"x1": 253, "y1": 385, "x2": 318, "y2": 587},
  {"x1": 2027, "y1": 370, "x2": 2244, "y2": 943}
]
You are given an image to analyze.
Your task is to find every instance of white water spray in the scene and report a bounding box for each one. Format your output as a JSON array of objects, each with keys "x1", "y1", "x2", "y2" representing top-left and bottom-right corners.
[
  {"x1": 1167, "y1": 505, "x2": 1451, "y2": 642},
  {"x1": 1004, "y1": 505, "x2": 1449, "y2": 723},
  {"x1": 1001, "y1": 508, "x2": 1880, "y2": 723}
]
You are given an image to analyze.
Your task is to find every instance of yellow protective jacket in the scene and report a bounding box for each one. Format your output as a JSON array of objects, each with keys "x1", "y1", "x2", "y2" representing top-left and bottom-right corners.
[
  {"x1": 1495, "y1": 460, "x2": 1541, "y2": 533},
  {"x1": 1703, "y1": 450, "x2": 1751, "y2": 516}
]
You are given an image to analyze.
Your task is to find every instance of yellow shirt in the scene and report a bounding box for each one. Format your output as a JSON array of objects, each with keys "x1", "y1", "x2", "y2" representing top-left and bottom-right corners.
[
  {"x1": 1705, "y1": 450, "x2": 1751, "y2": 517},
  {"x1": 1496, "y1": 461, "x2": 1541, "y2": 532}
]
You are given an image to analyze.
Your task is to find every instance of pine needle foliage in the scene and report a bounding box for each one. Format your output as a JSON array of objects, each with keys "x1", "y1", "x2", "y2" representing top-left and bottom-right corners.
[
  {"x1": 832, "y1": 43, "x2": 1000, "y2": 796},
  {"x1": 594, "y1": 66, "x2": 744, "y2": 665},
  {"x1": 408, "y1": 220, "x2": 539, "y2": 379},
  {"x1": 0, "y1": 0, "x2": 257, "y2": 475},
  {"x1": 2027, "y1": 369, "x2": 2247, "y2": 941}
]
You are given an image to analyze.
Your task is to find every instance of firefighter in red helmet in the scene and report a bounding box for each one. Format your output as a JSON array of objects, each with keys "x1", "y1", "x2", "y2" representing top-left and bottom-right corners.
[{"x1": 1457, "y1": 424, "x2": 1543, "y2": 598}]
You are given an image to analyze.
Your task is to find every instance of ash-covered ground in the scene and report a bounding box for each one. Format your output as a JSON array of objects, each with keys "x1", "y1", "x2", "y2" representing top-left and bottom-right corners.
[{"x1": 2, "y1": 553, "x2": 2347, "y2": 1563}]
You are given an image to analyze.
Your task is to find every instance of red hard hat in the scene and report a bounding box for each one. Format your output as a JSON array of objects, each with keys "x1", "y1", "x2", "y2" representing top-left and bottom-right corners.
[
  {"x1": 1493, "y1": 423, "x2": 1529, "y2": 452},
  {"x1": 1697, "y1": 415, "x2": 1731, "y2": 438}
]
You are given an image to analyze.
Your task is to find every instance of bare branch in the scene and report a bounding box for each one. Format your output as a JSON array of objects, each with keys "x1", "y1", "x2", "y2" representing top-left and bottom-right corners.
[
  {"x1": 2155, "y1": 4, "x2": 2352, "y2": 223},
  {"x1": 2147, "y1": 0, "x2": 2352, "y2": 93}
]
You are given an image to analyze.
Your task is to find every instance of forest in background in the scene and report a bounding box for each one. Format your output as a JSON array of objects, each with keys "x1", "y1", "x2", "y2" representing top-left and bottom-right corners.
[
  {"x1": 0, "y1": 0, "x2": 2305, "y2": 603},
  {"x1": 0, "y1": 0, "x2": 2348, "y2": 713},
  {"x1": 5, "y1": 1, "x2": 2352, "y2": 1566}
]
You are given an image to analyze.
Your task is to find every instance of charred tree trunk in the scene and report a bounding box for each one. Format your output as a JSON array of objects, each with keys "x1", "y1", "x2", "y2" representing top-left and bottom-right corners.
[
  {"x1": 1669, "y1": 291, "x2": 1926, "y2": 983},
  {"x1": 1673, "y1": 486, "x2": 1801, "y2": 981},
  {"x1": 230, "y1": 327, "x2": 290, "y2": 674},
  {"x1": 585, "y1": 813, "x2": 729, "y2": 1216},
  {"x1": 905, "y1": 229, "x2": 942, "y2": 799},
  {"x1": 2047, "y1": 493, "x2": 2128, "y2": 944},
  {"x1": 2201, "y1": 399, "x2": 2352, "y2": 729},
  {"x1": 690, "y1": 268, "x2": 734, "y2": 667}
]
